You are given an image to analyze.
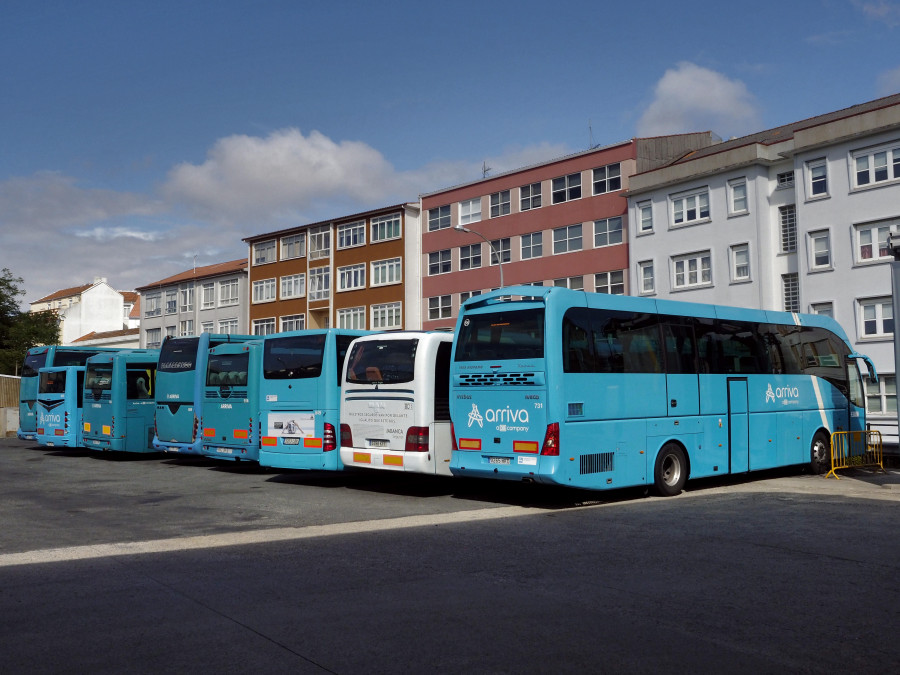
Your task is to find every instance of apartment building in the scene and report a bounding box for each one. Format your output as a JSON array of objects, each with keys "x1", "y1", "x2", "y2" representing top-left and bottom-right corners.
[
  {"x1": 30, "y1": 278, "x2": 136, "y2": 345},
  {"x1": 419, "y1": 135, "x2": 715, "y2": 329},
  {"x1": 135, "y1": 259, "x2": 249, "y2": 348},
  {"x1": 626, "y1": 93, "x2": 900, "y2": 440},
  {"x1": 243, "y1": 203, "x2": 421, "y2": 334}
]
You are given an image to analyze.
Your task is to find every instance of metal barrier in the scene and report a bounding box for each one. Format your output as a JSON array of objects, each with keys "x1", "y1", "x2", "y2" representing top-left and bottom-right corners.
[
  {"x1": 0, "y1": 375, "x2": 20, "y2": 408},
  {"x1": 827, "y1": 430, "x2": 885, "y2": 479}
]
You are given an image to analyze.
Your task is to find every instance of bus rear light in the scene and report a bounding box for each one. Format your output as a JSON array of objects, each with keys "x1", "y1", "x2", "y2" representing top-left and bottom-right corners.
[
  {"x1": 540, "y1": 423, "x2": 560, "y2": 456},
  {"x1": 458, "y1": 438, "x2": 481, "y2": 451},
  {"x1": 37, "y1": 428, "x2": 44, "y2": 435},
  {"x1": 340, "y1": 424, "x2": 353, "y2": 447},
  {"x1": 322, "y1": 423, "x2": 336, "y2": 452},
  {"x1": 192, "y1": 415, "x2": 199, "y2": 442},
  {"x1": 54, "y1": 429, "x2": 65, "y2": 436},
  {"x1": 405, "y1": 426, "x2": 429, "y2": 452},
  {"x1": 203, "y1": 428, "x2": 216, "y2": 438},
  {"x1": 513, "y1": 440, "x2": 539, "y2": 453},
  {"x1": 233, "y1": 429, "x2": 248, "y2": 440},
  {"x1": 451, "y1": 423, "x2": 457, "y2": 451}
]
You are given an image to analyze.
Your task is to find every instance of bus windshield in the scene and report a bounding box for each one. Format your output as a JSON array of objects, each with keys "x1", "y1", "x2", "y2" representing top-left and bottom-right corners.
[
  {"x1": 207, "y1": 353, "x2": 250, "y2": 386},
  {"x1": 22, "y1": 352, "x2": 48, "y2": 377},
  {"x1": 39, "y1": 371, "x2": 66, "y2": 394},
  {"x1": 455, "y1": 308, "x2": 545, "y2": 362},
  {"x1": 264, "y1": 333, "x2": 327, "y2": 379},
  {"x1": 346, "y1": 339, "x2": 418, "y2": 384},
  {"x1": 158, "y1": 337, "x2": 200, "y2": 373}
]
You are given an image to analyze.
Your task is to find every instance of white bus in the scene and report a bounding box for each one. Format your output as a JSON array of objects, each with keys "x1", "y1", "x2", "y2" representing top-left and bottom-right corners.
[{"x1": 339, "y1": 331, "x2": 453, "y2": 475}]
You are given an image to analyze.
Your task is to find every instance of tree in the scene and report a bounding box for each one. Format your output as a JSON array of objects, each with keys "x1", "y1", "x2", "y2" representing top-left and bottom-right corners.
[{"x1": 0, "y1": 269, "x2": 60, "y2": 375}]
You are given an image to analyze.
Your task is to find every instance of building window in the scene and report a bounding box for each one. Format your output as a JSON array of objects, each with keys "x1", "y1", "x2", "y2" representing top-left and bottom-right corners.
[
  {"x1": 308, "y1": 267, "x2": 330, "y2": 301},
  {"x1": 165, "y1": 290, "x2": 177, "y2": 315},
  {"x1": 281, "y1": 273, "x2": 306, "y2": 299},
  {"x1": 338, "y1": 220, "x2": 365, "y2": 249},
  {"x1": 459, "y1": 198, "x2": 482, "y2": 226},
  {"x1": 281, "y1": 314, "x2": 305, "y2": 332},
  {"x1": 808, "y1": 159, "x2": 828, "y2": 197},
  {"x1": 809, "y1": 230, "x2": 831, "y2": 269},
  {"x1": 372, "y1": 302, "x2": 402, "y2": 330},
  {"x1": 594, "y1": 270, "x2": 625, "y2": 295},
  {"x1": 200, "y1": 321, "x2": 214, "y2": 333},
  {"x1": 281, "y1": 233, "x2": 306, "y2": 260},
  {"x1": 811, "y1": 302, "x2": 833, "y2": 318},
  {"x1": 553, "y1": 224, "x2": 582, "y2": 254},
  {"x1": 865, "y1": 375, "x2": 897, "y2": 415},
  {"x1": 860, "y1": 297, "x2": 893, "y2": 337},
  {"x1": 309, "y1": 225, "x2": 331, "y2": 260},
  {"x1": 520, "y1": 182, "x2": 541, "y2": 211},
  {"x1": 459, "y1": 244, "x2": 482, "y2": 270},
  {"x1": 782, "y1": 273, "x2": 799, "y2": 312},
  {"x1": 252, "y1": 278, "x2": 276, "y2": 303},
  {"x1": 638, "y1": 261, "x2": 655, "y2": 295},
  {"x1": 371, "y1": 258, "x2": 402, "y2": 286},
  {"x1": 638, "y1": 201, "x2": 653, "y2": 233},
  {"x1": 729, "y1": 178, "x2": 748, "y2": 215},
  {"x1": 218, "y1": 318, "x2": 238, "y2": 334},
  {"x1": 145, "y1": 327, "x2": 161, "y2": 348},
  {"x1": 371, "y1": 213, "x2": 401, "y2": 242},
  {"x1": 552, "y1": 173, "x2": 581, "y2": 204},
  {"x1": 780, "y1": 205, "x2": 797, "y2": 253},
  {"x1": 252, "y1": 318, "x2": 276, "y2": 336},
  {"x1": 489, "y1": 238, "x2": 510, "y2": 265},
  {"x1": 179, "y1": 320, "x2": 194, "y2": 336},
  {"x1": 428, "y1": 205, "x2": 450, "y2": 232},
  {"x1": 594, "y1": 217, "x2": 623, "y2": 247},
  {"x1": 776, "y1": 170, "x2": 795, "y2": 189},
  {"x1": 673, "y1": 251, "x2": 712, "y2": 289},
  {"x1": 201, "y1": 283, "x2": 215, "y2": 309},
  {"x1": 856, "y1": 221, "x2": 896, "y2": 262},
  {"x1": 428, "y1": 250, "x2": 451, "y2": 276},
  {"x1": 338, "y1": 263, "x2": 366, "y2": 291},
  {"x1": 672, "y1": 189, "x2": 710, "y2": 226},
  {"x1": 144, "y1": 293, "x2": 161, "y2": 317},
  {"x1": 521, "y1": 232, "x2": 543, "y2": 260},
  {"x1": 166, "y1": 326, "x2": 177, "y2": 338},
  {"x1": 731, "y1": 244, "x2": 750, "y2": 281},
  {"x1": 853, "y1": 143, "x2": 900, "y2": 188},
  {"x1": 592, "y1": 163, "x2": 621, "y2": 195},
  {"x1": 332, "y1": 307, "x2": 361, "y2": 330},
  {"x1": 460, "y1": 290, "x2": 482, "y2": 304},
  {"x1": 554, "y1": 276, "x2": 583, "y2": 290},
  {"x1": 253, "y1": 240, "x2": 276, "y2": 265},
  {"x1": 180, "y1": 285, "x2": 194, "y2": 312},
  {"x1": 428, "y1": 295, "x2": 451, "y2": 320},
  {"x1": 490, "y1": 190, "x2": 510, "y2": 218},
  {"x1": 219, "y1": 279, "x2": 239, "y2": 306}
]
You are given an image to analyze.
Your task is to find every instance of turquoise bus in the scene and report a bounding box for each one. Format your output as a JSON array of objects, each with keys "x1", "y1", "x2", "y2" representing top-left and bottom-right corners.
[
  {"x1": 82, "y1": 350, "x2": 160, "y2": 453},
  {"x1": 340, "y1": 331, "x2": 454, "y2": 475},
  {"x1": 18, "y1": 346, "x2": 117, "y2": 441},
  {"x1": 35, "y1": 365, "x2": 86, "y2": 448},
  {"x1": 257, "y1": 329, "x2": 370, "y2": 471},
  {"x1": 200, "y1": 340, "x2": 263, "y2": 462},
  {"x1": 153, "y1": 333, "x2": 254, "y2": 455},
  {"x1": 449, "y1": 286, "x2": 877, "y2": 495}
]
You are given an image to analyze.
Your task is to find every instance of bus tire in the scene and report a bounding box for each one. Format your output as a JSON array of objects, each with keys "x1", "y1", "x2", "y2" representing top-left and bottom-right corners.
[
  {"x1": 654, "y1": 443, "x2": 687, "y2": 497},
  {"x1": 810, "y1": 431, "x2": 831, "y2": 475}
]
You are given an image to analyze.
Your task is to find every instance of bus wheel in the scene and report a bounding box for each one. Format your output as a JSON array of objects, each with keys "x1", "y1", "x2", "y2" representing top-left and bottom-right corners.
[
  {"x1": 654, "y1": 443, "x2": 687, "y2": 497},
  {"x1": 810, "y1": 431, "x2": 831, "y2": 475}
]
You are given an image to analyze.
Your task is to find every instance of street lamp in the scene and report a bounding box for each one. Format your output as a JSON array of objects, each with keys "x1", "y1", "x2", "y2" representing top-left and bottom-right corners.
[{"x1": 454, "y1": 224, "x2": 504, "y2": 288}]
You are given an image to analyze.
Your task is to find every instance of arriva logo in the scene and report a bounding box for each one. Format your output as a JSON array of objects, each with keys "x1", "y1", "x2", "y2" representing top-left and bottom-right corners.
[
  {"x1": 765, "y1": 383, "x2": 800, "y2": 405},
  {"x1": 467, "y1": 404, "x2": 484, "y2": 428},
  {"x1": 467, "y1": 403, "x2": 529, "y2": 428}
]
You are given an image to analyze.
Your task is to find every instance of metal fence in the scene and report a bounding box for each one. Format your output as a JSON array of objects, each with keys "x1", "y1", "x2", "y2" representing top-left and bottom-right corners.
[
  {"x1": 0, "y1": 375, "x2": 20, "y2": 408},
  {"x1": 827, "y1": 430, "x2": 885, "y2": 479}
]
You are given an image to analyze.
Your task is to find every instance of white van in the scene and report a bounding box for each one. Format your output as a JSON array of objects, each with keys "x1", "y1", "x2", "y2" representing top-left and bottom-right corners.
[{"x1": 339, "y1": 331, "x2": 452, "y2": 475}]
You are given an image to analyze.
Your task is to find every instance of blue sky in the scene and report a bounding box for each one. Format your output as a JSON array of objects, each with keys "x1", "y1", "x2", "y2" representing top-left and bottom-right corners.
[{"x1": 2, "y1": 0, "x2": 900, "y2": 306}]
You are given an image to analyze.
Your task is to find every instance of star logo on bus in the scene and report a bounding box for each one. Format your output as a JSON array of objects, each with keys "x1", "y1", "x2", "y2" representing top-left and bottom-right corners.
[{"x1": 467, "y1": 403, "x2": 484, "y2": 428}]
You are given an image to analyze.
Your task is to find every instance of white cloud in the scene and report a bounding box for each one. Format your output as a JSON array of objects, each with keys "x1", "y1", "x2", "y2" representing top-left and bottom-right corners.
[
  {"x1": 877, "y1": 65, "x2": 900, "y2": 95},
  {"x1": 854, "y1": 0, "x2": 900, "y2": 27},
  {"x1": 74, "y1": 227, "x2": 165, "y2": 242},
  {"x1": 636, "y1": 62, "x2": 762, "y2": 139}
]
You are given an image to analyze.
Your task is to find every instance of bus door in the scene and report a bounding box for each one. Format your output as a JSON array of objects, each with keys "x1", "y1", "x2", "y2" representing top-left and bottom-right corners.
[
  {"x1": 662, "y1": 318, "x2": 700, "y2": 417},
  {"x1": 727, "y1": 378, "x2": 749, "y2": 473}
]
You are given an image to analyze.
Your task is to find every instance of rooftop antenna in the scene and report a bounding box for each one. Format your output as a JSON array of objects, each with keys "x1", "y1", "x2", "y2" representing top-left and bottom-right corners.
[
  {"x1": 589, "y1": 119, "x2": 600, "y2": 149},
  {"x1": 193, "y1": 254, "x2": 198, "y2": 273},
  {"x1": 482, "y1": 161, "x2": 492, "y2": 178}
]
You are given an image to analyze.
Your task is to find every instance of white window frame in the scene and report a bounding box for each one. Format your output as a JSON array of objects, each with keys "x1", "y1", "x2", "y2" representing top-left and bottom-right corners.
[
  {"x1": 638, "y1": 201, "x2": 653, "y2": 234},
  {"x1": 201, "y1": 283, "x2": 215, "y2": 310},
  {"x1": 859, "y1": 297, "x2": 894, "y2": 338},
  {"x1": 428, "y1": 205, "x2": 451, "y2": 232},
  {"x1": 337, "y1": 263, "x2": 366, "y2": 292},
  {"x1": 371, "y1": 302, "x2": 402, "y2": 330},
  {"x1": 337, "y1": 307, "x2": 365, "y2": 330},
  {"x1": 728, "y1": 178, "x2": 748, "y2": 216},
  {"x1": 552, "y1": 172, "x2": 582, "y2": 204},
  {"x1": 459, "y1": 244, "x2": 481, "y2": 270},
  {"x1": 280, "y1": 314, "x2": 305, "y2": 332},
  {"x1": 428, "y1": 250, "x2": 451, "y2": 276},
  {"x1": 553, "y1": 224, "x2": 583, "y2": 254},
  {"x1": 308, "y1": 267, "x2": 330, "y2": 301},
  {"x1": 855, "y1": 221, "x2": 897, "y2": 263},
  {"x1": 638, "y1": 261, "x2": 655, "y2": 295},
  {"x1": 810, "y1": 302, "x2": 834, "y2": 318},
  {"x1": 672, "y1": 251, "x2": 712, "y2": 290},
  {"x1": 730, "y1": 243, "x2": 751, "y2": 282},
  {"x1": 166, "y1": 326, "x2": 177, "y2": 338},
  {"x1": 179, "y1": 320, "x2": 194, "y2": 337},
  {"x1": 165, "y1": 290, "x2": 177, "y2": 315},
  {"x1": 592, "y1": 162, "x2": 621, "y2": 195},
  {"x1": 281, "y1": 233, "x2": 306, "y2": 260},
  {"x1": 179, "y1": 285, "x2": 194, "y2": 312},
  {"x1": 253, "y1": 240, "x2": 276, "y2": 265},
  {"x1": 594, "y1": 217, "x2": 623, "y2": 247},
  {"x1": 776, "y1": 170, "x2": 795, "y2": 189},
  {"x1": 783, "y1": 273, "x2": 800, "y2": 313},
  {"x1": 671, "y1": 188, "x2": 710, "y2": 226},
  {"x1": 200, "y1": 321, "x2": 214, "y2": 333},
  {"x1": 371, "y1": 213, "x2": 401, "y2": 242},
  {"x1": 337, "y1": 220, "x2": 366, "y2": 249},
  {"x1": 371, "y1": 258, "x2": 402, "y2": 286},
  {"x1": 489, "y1": 238, "x2": 510, "y2": 265},
  {"x1": 865, "y1": 374, "x2": 897, "y2": 416},
  {"x1": 852, "y1": 142, "x2": 900, "y2": 190},
  {"x1": 520, "y1": 182, "x2": 541, "y2": 211},
  {"x1": 219, "y1": 278, "x2": 239, "y2": 306},
  {"x1": 553, "y1": 276, "x2": 584, "y2": 290},
  {"x1": 252, "y1": 278, "x2": 276, "y2": 304},
  {"x1": 144, "y1": 293, "x2": 161, "y2": 317},
  {"x1": 594, "y1": 270, "x2": 625, "y2": 295},
  {"x1": 145, "y1": 327, "x2": 161, "y2": 348},
  {"x1": 490, "y1": 190, "x2": 510, "y2": 218},
  {"x1": 428, "y1": 295, "x2": 452, "y2": 320},
  {"x1": 806, "y1": 158, "x2": 828, "y2": 199},
  {"x1": 252, "y1": 318, "x2": 276, "y2": 336},
  {"x1": 808, "y1": 230, "x2": 832, "y2": 271},
  {"x1": 460, "y1": 290, "x2": 482, "y2": 305},
  {"x1": 218, "y1": 318, "x2": 239, "y2": 334},
  {"x1": 459, "y1": 198, "x2": 482, "y2": 226},
  {"x1": 521, "y1": 232, "x2": 542, "y2": 260},
  {"x1": 309, "y1": 225, "x2": 331, "y2": 260},
  {"x1": 780, "y1": 205, "x2": 797, "y2": 253},
  {"x1": 281, "y1": 273, "x2": 306, "y2": 299}
]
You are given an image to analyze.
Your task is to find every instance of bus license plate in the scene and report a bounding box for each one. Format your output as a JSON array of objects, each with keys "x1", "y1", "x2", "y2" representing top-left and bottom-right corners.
[
  {"x1": 488, "y1": 457, "x2": 510, "y2": 465},
  {"x1": 368, "y1": 439, "x2": 388, "y2": 448},
  {"x1": 283, "y1": 438, "x2": 300, "y2": 445}
]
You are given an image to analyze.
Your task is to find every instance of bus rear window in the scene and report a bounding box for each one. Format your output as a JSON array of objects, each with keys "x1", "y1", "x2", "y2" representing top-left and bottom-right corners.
[
  {"x1": 54, "y1": 350, "x2": 101, "y2": 367},
  {"x1": 346, "y1": 339, "x2": 418, "y2": 384},
  {"x1": 22, "y1": 352, "x2": 48, "y2": 377},
  {"x1": 264, "y1": 333, "x2": 326, "y2": 379},
  {"x1": 158, "y1": 337, "x2": 200, "y2": 372},
  {"x1": 85, "y1": 365, "x2": 113, "y2": 391},
  {"x1": 455, "y1": 309, "x2": 545, "y2": 362},
  {"x1": 39, "y1": 371, "x2": 66, "y2": 394},
  {"x1": 208, "y1": 353, "x2": 250, "y2": 386}
]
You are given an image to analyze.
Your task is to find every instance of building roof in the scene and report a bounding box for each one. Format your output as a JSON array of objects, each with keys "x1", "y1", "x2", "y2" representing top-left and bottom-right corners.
[
  {"x1": 72, "y1": 328, "x2": 140, "y2": 343},
  {"x1": 243, "y1": 203, "x2": 411, "y2": 243},
  {"x1": 135, "y1": 259, "x2": 248, "y2": 292},
  {"x1": 32, "y1": 283, "x2": 93, "y2": 305},
  {"x1": 120, "y1": 291, "x2": 138, "y2": 304}
]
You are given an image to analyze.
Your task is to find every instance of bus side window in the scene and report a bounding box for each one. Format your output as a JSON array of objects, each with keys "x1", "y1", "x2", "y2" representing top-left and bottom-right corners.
[
  {"x1": 660, "y1": 317, "x2": 698, "y2": 375},
  {"x1": 434, "y1": 341, "x2": 452, "y2": 421},
  {"x1": 562, "y1": 308, "x2": 595, "y2": 373}
]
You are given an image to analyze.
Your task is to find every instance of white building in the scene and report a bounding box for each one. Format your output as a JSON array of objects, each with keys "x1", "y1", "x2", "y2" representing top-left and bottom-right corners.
[
  {"x1": 627, "y1": 93, "x2": 900, "y2": 442},
  {"x1": 30, "y1": 277, "x2": 137, "y2": 345}
]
